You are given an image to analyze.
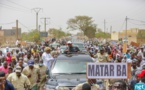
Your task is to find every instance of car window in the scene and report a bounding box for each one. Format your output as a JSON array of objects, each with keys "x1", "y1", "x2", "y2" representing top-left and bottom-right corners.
[{"x1": 52, "y1": 60, "x2": 91, "y2": 74}]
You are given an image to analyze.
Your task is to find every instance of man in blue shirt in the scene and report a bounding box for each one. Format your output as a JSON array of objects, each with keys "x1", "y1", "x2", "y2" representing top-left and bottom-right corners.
[
  {"x1": 0, "y1": 71, "x2": 15, "y2": 90},
  {"x1": 125, "y1": 49, "x2": 131, "y2": 59},
  {"x1": 64, "y1": 41, "x2": 80, "y2": 54}
]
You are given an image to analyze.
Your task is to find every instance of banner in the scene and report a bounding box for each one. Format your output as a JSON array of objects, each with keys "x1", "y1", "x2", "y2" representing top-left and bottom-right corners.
[{"x1": 87, "y1": 63, "x2": 130, "y2": 79}]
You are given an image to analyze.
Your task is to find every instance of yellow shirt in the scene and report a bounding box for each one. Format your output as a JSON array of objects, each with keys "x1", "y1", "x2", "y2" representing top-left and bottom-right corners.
[
  {"x1": 7, "y1": 72, "x2": 30, "y2": 90},
  {"x1": 34, "y1": 65, "x2": 47, "y2": 90},
  {"x1": 22, "y1": 66, "x2": 40, "y2": 88},
  {"x1": 34, "y1": 65, "x2": 47, "y2": 81},
  {"x1": 31, "y1": 49, "x2": 39, "y2": 54},
  {"x1": 94, "y1": 53, "x2": 110, "y2": 62}
]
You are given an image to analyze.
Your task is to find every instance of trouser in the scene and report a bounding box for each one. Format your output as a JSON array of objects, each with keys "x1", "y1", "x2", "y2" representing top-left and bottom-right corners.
[
  {"x1": 38, "y1": 82, "x2": 45, "y2": 90},
  {"x1": 39, "y1": 86, "x2": 44, "y2": 90},
  {"x1": 29, "y1": 85, "x2": 38, "y2": 90},
  {"x1": 38, "y1": 76, "x2": 47, "y2": 90}
]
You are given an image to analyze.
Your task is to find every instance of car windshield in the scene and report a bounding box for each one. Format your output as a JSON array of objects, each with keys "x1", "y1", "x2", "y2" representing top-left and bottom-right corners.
[
  {"x1": 60, "y1": 46, "x2": 66, "y2": 49},
  {"x1": 73, "y1": 43, "x2": 84, "y2": 48},
  {"x1": 52, "y1": 60, "x2": 91, "y2": 74}
]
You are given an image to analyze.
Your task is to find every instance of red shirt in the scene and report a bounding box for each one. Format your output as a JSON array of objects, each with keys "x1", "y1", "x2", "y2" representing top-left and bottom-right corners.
[
  {"x1": 6, "y1": 56, "x2": 12, "y2": 65},
  {"x1": 0, "y1": 66, "x2": 8, "y2": 74}
]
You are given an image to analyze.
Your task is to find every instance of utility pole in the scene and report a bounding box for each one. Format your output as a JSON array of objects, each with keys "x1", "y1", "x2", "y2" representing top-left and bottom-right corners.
[
  {"x1": 39, "y1": 25, "x2": 41, "y2": 40},
  {"x1": 41, "y1": 17, "x2": 50, "y2": 32},
  {"x1": 39, "y1": 25, "x2": 41, "y2": 32},
  {"x1": 125, "y1": 16, "x2": 128, "y2": 40},
  {"x1": 16, "y1": 20, "x2": 18, "y2": 40},
  {"x1": 106, "y1": 28, "x2": 108, "y2": 33},
  {"x1": 110, "y1": 26, "x2": 112, "y2": 33},
  {"x1": 104, "y1": 19, "x2": 106, "y2": 33},
  {"x1": 32, "y1": 8, "x2": 42, "y2": 30}
]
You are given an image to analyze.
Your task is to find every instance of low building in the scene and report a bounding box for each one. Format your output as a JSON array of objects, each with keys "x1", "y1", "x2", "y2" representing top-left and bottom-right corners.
[
  {"x1": 111, "y1": 28, "x2": 145, "y2": 45},
  {"x1": 0, "y1": 27, "x2": 21, "y2": 44}
]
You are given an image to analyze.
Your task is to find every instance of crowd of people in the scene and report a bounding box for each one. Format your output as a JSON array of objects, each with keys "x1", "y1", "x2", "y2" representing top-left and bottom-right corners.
[
  {"x1": 85, "y1": 41, "x2": 145, "y2": 90},
  {"x1": 0, "y1": 38, "x2": 145, "y2": 90},
  {"x1": 0, "y1": 40, "x2": 61, "y2": 90}
]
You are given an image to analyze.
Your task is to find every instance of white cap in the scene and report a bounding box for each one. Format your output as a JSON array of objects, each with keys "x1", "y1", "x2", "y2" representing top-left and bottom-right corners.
[{"x1": 67, "y1": 41, "x2": 72, "y2": 44}]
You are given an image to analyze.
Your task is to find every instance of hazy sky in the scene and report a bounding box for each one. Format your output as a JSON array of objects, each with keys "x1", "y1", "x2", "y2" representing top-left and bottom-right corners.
[{"x1": 0, "y1": 0, "x2": 145, "y2": 34}]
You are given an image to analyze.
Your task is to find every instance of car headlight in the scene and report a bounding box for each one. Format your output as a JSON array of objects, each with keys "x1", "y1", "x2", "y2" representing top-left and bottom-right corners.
[{"x1": 56, "y1": 86, "x2": 70, "y2": 90}]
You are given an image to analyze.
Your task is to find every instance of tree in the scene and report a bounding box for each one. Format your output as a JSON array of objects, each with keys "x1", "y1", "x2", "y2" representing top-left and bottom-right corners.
[
  {"x1": 67, "y1": 15, "x2": 97, "y2": 38},
  {"x1": 48, "y1": 28, "x2": 71, "y2": 38},
  {"x1": 84, "y1": 25, "x2": 96, "y2": 38},
  {"x1": 21, "y1": 30, "x2": 40, "y2": 42},
  {"x1": 96, "y1": 32, "x2": 111, "y2": 39}
]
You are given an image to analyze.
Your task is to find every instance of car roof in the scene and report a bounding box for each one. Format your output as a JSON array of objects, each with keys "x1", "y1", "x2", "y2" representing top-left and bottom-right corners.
[{"x1": 56, "y1": 54, "x2": 93, "y2": 61}]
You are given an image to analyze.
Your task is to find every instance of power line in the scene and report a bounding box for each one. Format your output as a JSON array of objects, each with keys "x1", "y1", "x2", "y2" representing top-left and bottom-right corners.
[
  {"x1": 128, "y1": 21, "x2": 145, "y2": 26},
  {"x1": 128, "y1": 18, "x2": 145, "y2": 23},
  {"x1": 0, "y1": 5, "x2": 28, "y2": 13},
  {"x1": 107, "y1": 2, "x2": 145, "y2": 24},
  {"x1": 0, "y1": 22, "x2": 15, "y2": 25},
  {"x1": 6, "y1": 0, "x2": 30, "y2": 10},
  {"x1": 127, "y1": 2, "x2": 145, "y2": 18},
  {"x1": 119, "y1": 20, "x2": 125, "y2": 32},
  {"x1": 19, "y1": 21, "x2": 31, "y2": 31},
  {"x1": 0, "y1": 3, "x2": 29, "y2": 12}
]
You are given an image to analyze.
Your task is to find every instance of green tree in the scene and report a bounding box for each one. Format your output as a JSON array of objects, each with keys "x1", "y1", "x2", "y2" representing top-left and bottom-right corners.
[
  {"x1": 96, "y1": 32, "x2": 111, "y2": 39},
  {"x1": 84, "y1": 25, "x2": 96, "y2": 38},
  {"x1": 21, "y1": 30, "x2": 40, "y2": 42},
  {"x1": 67, "y1": 15, "x2": 97, "y2": 38},
  {"x1": 48, "y1": 28, "x2": 70, "y2": 38}
]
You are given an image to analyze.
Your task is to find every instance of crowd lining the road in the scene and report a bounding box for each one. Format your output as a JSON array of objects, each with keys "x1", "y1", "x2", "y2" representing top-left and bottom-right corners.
[{"x1": 0, "y1": 39, "x2": 145, "y2": 90}]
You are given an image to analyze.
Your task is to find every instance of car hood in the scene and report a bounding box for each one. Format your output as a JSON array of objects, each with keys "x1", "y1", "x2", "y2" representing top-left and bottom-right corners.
[
  {"x1": 47, "y1": 74, "x2": 86, "y2": 87},
  {"x1": 57, "y1": 79, "x2": 86, "y2": 87},
  {"x1": 45, "y1": 74, "x2": 105, "y2": 89}
]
